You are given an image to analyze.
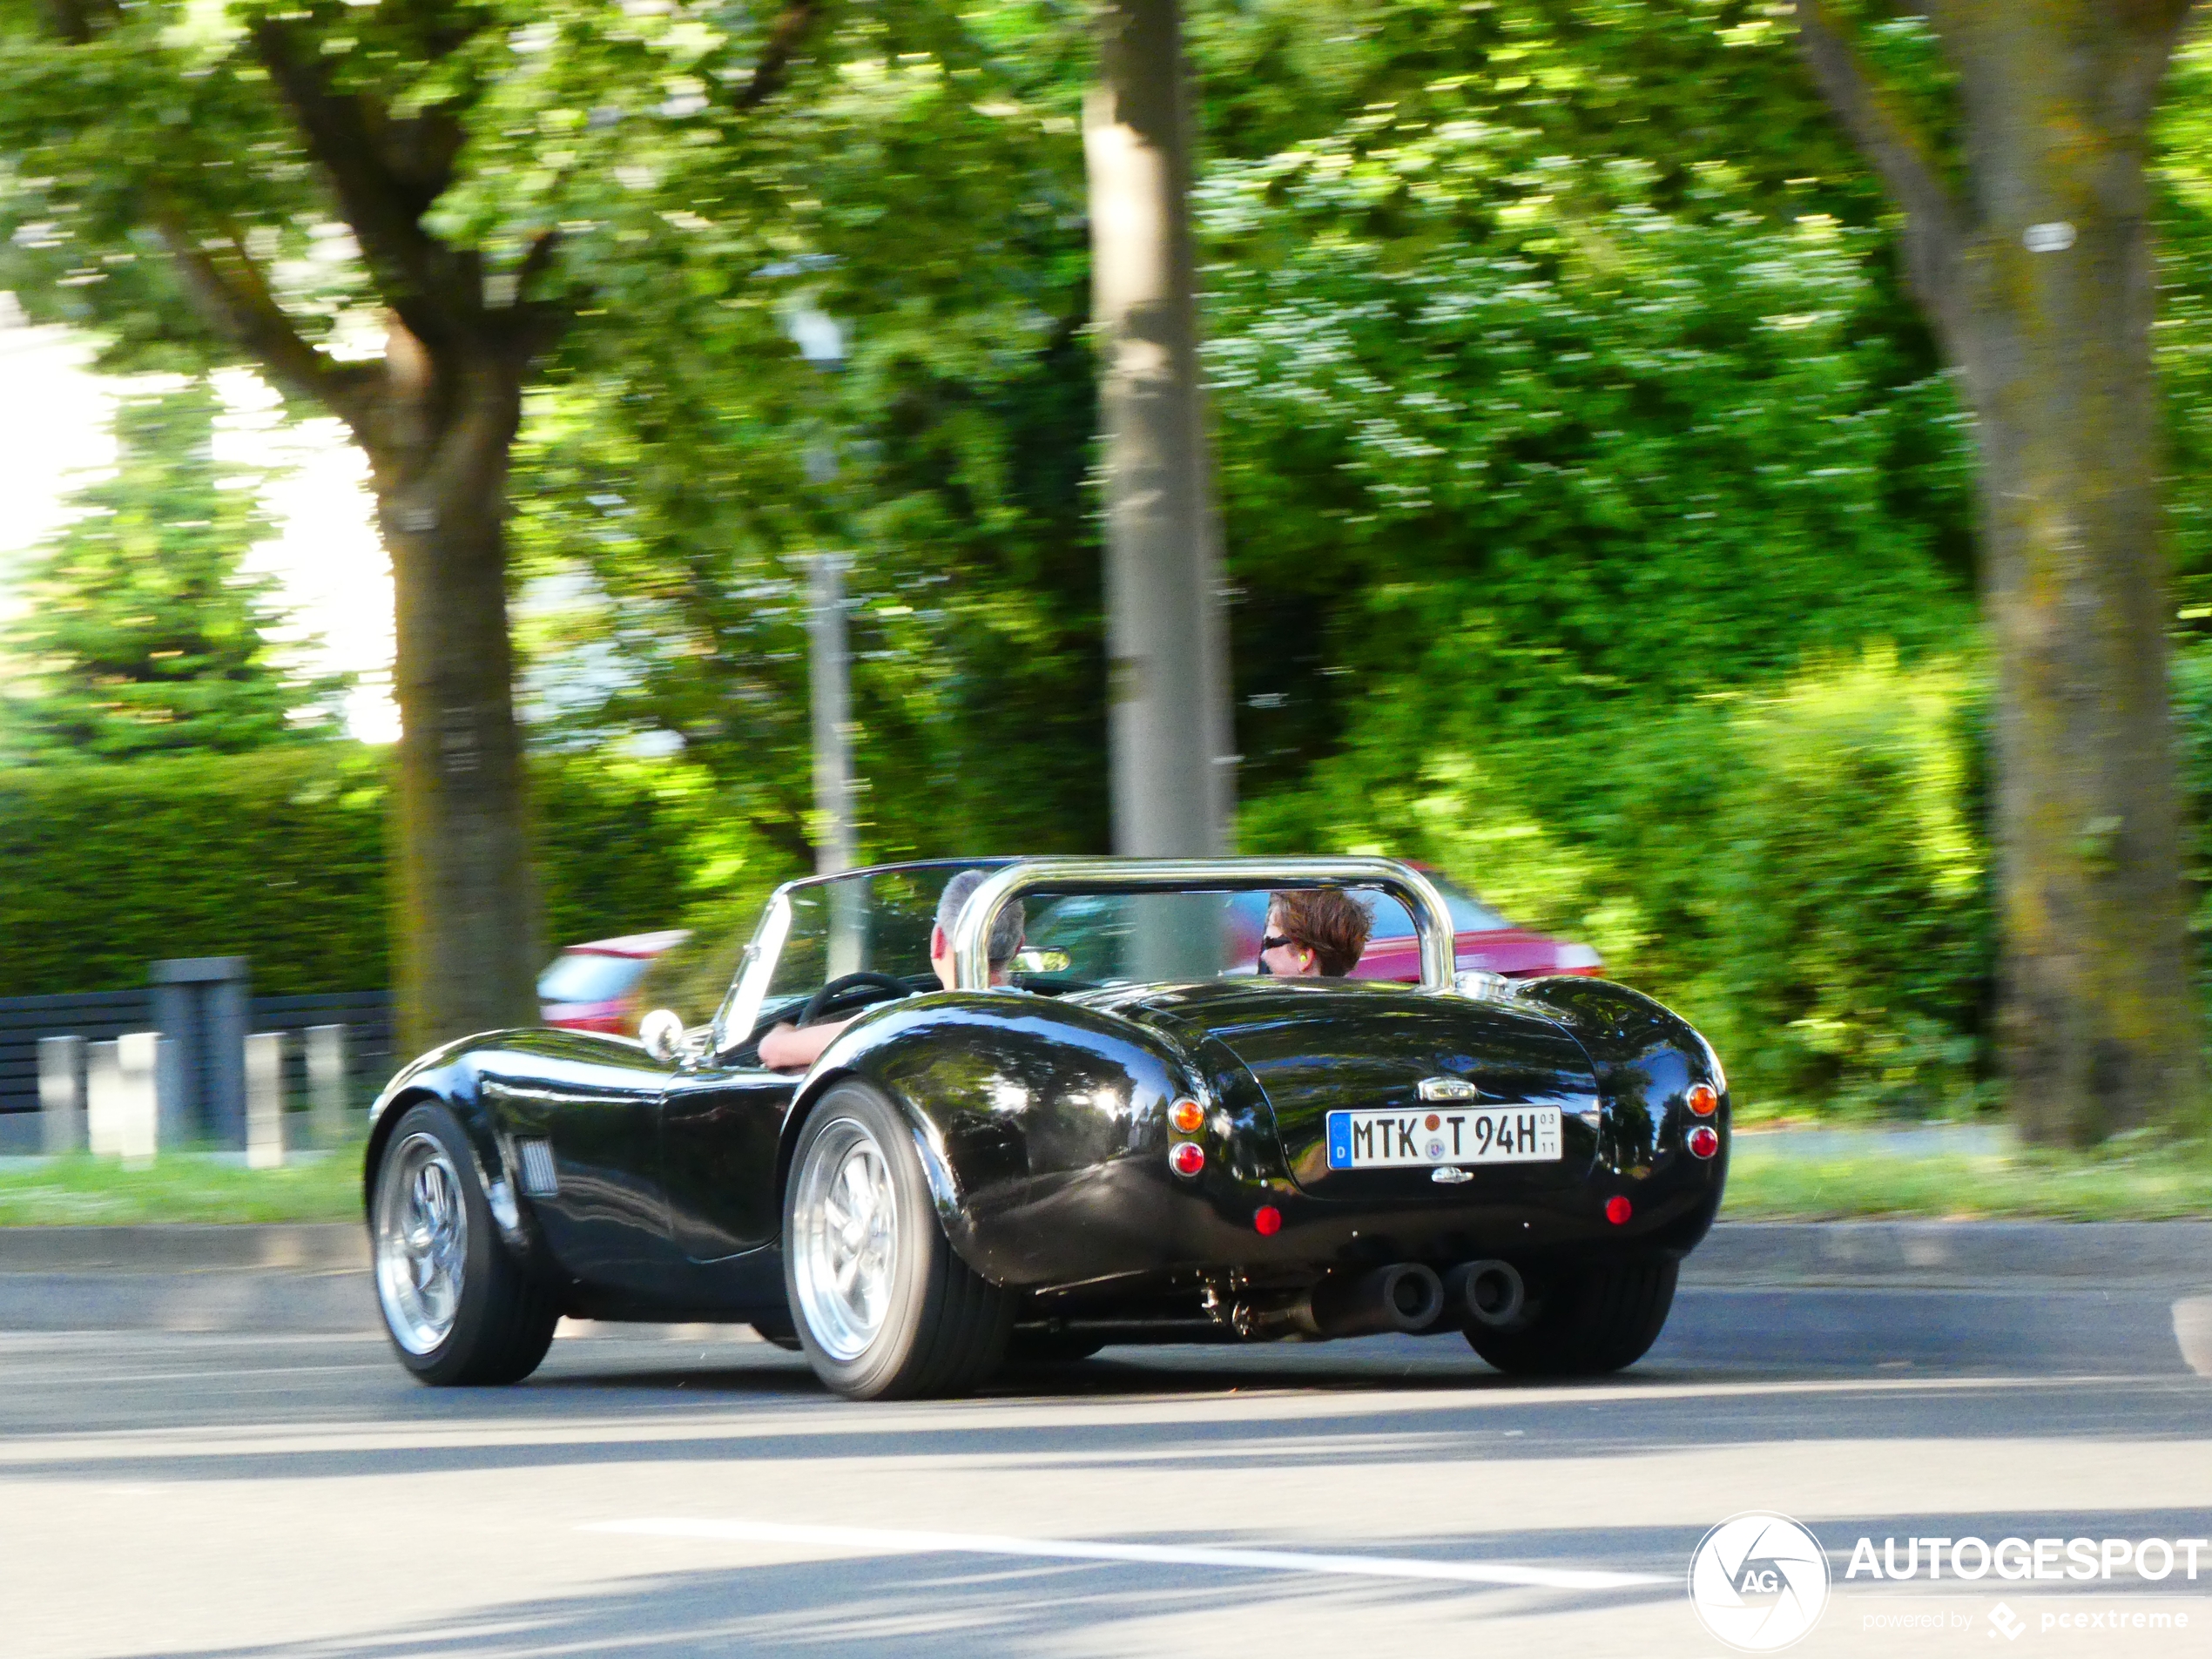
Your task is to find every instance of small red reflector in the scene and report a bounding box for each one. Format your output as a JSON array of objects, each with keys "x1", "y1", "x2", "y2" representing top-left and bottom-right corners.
[
  {"x1": 1604, "y1": 1195, "x2": 1632, "y2": 1225},
  {"x1": 1170, "y1": 1098, "x2": 1204, "y2": 1134},
  {"x1": 1253, "y1": 1204, "x2": 1282, "y2": 1236},
  {"x1": 1168, "y1": 1142, "x2": 1205, "y2": 1177},
  {"x1": 1688, "y1": 1125, "x2": 1720, "y2": 1159},
  {"x1": 1686, "y1": 1083, "x2": 1718, "y2": 1117}
]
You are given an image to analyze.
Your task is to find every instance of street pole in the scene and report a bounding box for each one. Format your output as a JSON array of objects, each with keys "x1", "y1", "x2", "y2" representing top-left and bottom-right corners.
[
  {"x1": 788, "y1": 302, "x2": 859, "y2": 878},
  {"x1": 1085, "y1": 0, "x2": 1236, "y2": 860},
  {"x1": 806, "y1": 548, "x2": 857, "y2": 878}
]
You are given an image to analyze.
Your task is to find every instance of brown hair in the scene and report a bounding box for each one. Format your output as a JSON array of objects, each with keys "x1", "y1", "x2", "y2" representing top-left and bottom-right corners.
[{"x1": 1270, "y1": 888, "x2": 1372, "y2": 977}]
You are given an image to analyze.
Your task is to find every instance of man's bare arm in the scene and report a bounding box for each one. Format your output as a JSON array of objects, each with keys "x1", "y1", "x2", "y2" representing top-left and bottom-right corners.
[{"x1": 758, "y1": 1017, "x2": 851, "y2": 1072}]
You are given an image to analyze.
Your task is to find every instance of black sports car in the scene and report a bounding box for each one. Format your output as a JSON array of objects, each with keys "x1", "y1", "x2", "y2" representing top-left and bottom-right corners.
[{"x1": 363, "y1": 856, "x2": 1729, "y2": 1398}]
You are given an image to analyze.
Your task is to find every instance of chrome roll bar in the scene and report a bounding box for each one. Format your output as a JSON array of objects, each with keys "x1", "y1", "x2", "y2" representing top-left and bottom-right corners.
[{"x1": 949, "y1": 857, "x2": 1457, "y2": 992}]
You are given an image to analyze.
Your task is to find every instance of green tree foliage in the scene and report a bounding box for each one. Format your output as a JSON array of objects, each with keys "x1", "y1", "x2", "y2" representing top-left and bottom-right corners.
[
  {"x1": 1, "y1": 381, "x2": 344, "y2": 760},
  {"x1": 509, "y1": 16, "x2": 1104, "y2": 865}
]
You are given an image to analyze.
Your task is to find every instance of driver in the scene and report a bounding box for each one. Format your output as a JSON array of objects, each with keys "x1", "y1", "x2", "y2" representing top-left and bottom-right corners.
[{"x1": 758, "y1": 867, "x2": 1027, "y2": 1071}]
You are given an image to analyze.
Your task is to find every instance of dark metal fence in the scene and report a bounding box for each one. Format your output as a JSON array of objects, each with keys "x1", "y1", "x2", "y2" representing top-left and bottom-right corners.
[{"x1": 0, "y1": 988, "x2": 395, "y2": 1149}]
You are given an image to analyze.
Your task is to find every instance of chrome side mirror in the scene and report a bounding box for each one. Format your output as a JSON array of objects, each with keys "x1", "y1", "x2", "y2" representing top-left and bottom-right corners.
[{"x1": 639, "y1": 1008, "x2": 686, "y2": 1065}]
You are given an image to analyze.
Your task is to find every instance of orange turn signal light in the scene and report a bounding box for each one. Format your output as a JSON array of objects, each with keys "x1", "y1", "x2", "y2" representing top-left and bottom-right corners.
[
  {"x1": 1170, "y1": 1098, "x2": 1205, "y2": 1134},
  {"x1": 1686, "y1": 1083, "x2": 1719, "y2": 1117}
]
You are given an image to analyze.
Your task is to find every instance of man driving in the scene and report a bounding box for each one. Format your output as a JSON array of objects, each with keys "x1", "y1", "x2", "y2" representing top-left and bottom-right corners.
[{"x1": 759, "y1": 868, "x2": 1027, "y2": 1071}]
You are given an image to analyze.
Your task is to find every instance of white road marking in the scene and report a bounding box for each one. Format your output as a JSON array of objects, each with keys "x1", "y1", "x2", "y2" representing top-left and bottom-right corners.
[{"x1": 583, "y1": 1516, "x2": 1665, "y2": 1590}]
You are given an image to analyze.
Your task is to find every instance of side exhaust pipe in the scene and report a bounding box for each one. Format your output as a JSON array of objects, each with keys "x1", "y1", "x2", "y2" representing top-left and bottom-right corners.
[
  {"x1": 1309, "y1": 1263, "x2": 1445, "y2": 1338},
  {"x1": 1445, "y1": 1259, "x2": 1527, "y2": 1330}
]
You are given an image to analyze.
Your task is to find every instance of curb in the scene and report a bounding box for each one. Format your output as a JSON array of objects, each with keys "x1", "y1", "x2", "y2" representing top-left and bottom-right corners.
[
  {"x1": 1690, "y1": 1220, "x2": 2212, "y2": 1288},
  {"x1": 0, "y1": 1223, "x2": 366, "y2": 1272}
]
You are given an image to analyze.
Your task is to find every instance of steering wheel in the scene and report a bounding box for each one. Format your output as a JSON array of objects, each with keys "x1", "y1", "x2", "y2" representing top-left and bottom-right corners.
[{"x1": 798, "y1": 970, "x2": 913, "y2": 1028}]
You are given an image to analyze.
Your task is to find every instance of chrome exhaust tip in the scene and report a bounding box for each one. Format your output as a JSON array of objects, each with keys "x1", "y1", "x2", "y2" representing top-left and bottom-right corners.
[{"x1": 1447, "y1": 1259, "x2": 1527, "y2": 1330}]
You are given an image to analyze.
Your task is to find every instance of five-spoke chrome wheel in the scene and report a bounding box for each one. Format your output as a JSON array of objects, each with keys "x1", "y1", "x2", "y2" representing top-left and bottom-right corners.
[
  {"x1": 374, "y1": 1130, "x2": 468, "y2": 1355},
  {"x1": 790, "y1": 1116, "x2": 900, "y2": 1362}
]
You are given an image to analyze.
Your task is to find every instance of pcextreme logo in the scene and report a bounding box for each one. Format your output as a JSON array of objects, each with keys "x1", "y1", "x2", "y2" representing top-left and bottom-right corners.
[{"x1": 1689, "y1": 1511, "x2": 1834, "y2": 1652}]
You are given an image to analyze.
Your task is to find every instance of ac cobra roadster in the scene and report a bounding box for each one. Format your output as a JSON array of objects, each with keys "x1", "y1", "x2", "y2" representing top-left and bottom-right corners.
[{"x1": 363, "y1": 857, "x2": 1729, "y2": 1398}]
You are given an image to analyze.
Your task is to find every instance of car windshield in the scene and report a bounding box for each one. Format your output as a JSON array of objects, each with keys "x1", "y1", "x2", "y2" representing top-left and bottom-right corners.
[
  {"x1": 536, "y1": 951, "x2": 651, "y2": 1004},
  {"x1": 765, "y1": 862, "x2": 999, "y2": 1007}
]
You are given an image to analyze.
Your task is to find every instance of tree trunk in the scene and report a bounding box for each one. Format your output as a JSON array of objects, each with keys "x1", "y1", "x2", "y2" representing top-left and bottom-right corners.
[
  {"x1": 1949, "y1": 11, "x2": 2198, "y2": 1143},
  {"x1": 361, "y1": 322, "x2": 543, "y2": 1053},
  {"x1": 1799, "y1": 1, "x2": 2201, "y2": 1143},
  {"x1": 1085, "y1": 0, "x2": 1237, "y2": 859}
]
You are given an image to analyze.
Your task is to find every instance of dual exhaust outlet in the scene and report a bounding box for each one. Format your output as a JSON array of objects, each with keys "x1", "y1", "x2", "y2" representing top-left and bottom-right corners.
[{"x1": 1232, "y1": 1258, "x2": 1527, "y2": 1340}]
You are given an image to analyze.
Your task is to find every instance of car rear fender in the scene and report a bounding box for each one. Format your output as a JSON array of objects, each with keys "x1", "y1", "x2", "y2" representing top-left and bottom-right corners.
[
  {"x1": 776, "y1": 993, "x2": 1208, "y2": 1286},
  {"x1": 1509, "y1": 977, "x2": 1730, "y2": 1249}
]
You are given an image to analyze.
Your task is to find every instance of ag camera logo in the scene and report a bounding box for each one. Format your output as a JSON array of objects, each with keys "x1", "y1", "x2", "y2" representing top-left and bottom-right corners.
[{"x1": 1689, "y1": 1511, "x2": 1833, "y2": 1651}]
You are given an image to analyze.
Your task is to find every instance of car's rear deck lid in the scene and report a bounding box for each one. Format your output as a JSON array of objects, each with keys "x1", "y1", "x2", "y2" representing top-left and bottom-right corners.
[{"x1": 1127, "y1": 981, "x2": 1602, "y2": 1201}]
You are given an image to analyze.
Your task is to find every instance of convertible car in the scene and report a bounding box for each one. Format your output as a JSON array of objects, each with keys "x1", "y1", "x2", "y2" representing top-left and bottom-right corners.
[{"x1": 363, "y1": 857, "x2": 1729, "y2": 1399}]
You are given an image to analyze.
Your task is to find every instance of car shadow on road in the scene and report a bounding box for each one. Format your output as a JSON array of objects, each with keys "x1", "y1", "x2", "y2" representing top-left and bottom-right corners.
[
  {"x1": 71, "y1": 1505, "x2": 2212, "y2": 1659},
  {"x1": 92, "y1": 1539, "x2": 1682, "y2": 1659}
]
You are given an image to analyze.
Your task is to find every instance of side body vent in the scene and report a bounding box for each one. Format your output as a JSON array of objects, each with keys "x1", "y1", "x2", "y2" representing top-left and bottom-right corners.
[{"x1": 516, "y1": 1138, "x2": 560, "y2": 1197}]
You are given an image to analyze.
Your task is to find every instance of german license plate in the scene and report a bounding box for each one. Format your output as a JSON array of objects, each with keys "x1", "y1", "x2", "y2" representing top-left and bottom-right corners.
[{"x1": 1325, "y1": 1105, "x2": 1561, "y2": 1170}]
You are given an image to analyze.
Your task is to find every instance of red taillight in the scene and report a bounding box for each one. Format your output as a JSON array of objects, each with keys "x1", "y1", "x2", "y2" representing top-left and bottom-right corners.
[
  {"x1": 1170, "y1": 1098, "x2": 1204, "y2": 1134},
  {"x1": 1168, "y1": 1142, "x2": 1205, "y2": 1177},
  {"x1": 1688, "y1": 1125, "x2": 1720, "y2": 1159},
  {"x1": 1253, "y1": 1204, "x2": 1282, "y2": 1236},
  {"x1": 1686, "y1": 1082, "x2": 1718, "y2": 1117},
  {"x1": 1604, "y1": 1195, "x2": 1632, "y2": 1225}
]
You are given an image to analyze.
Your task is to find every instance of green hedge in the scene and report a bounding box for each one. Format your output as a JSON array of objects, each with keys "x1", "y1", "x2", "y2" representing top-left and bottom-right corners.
[{"x1": 0, "y1": 745, "x2": 706, "y2": 996}]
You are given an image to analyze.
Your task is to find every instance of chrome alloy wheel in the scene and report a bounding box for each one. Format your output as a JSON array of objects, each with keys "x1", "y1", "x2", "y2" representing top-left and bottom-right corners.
[
  {"x1": 792, "y1": 1116, "x2": 900, "y2": 1362},
  {"x1": 374, "y1": 1130, "x2": 469, "y2": 1354}
]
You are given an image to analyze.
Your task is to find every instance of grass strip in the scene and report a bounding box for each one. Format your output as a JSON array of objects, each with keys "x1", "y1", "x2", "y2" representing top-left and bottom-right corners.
[
  {"x1": 0, "y1": 1150, "x2": 362, "y2": 1227},
  {"x1": 1723, "y1": 1139, "x2": 2212, "y2": 1221}
]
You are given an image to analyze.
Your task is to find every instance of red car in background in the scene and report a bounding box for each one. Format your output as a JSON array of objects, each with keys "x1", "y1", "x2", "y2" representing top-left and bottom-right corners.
[
  {"x1": 1351, "y1": 869, "x2": 1603, "y2": 981},
  {"x1": 536, "y1": 929, "x2": 691, "y2": 1034}
]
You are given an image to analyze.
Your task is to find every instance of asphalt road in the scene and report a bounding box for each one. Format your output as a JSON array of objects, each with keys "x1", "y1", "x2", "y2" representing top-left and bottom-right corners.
[{"x1": 4, "y1": 1289, "x2": 2210, "y2": 1659}]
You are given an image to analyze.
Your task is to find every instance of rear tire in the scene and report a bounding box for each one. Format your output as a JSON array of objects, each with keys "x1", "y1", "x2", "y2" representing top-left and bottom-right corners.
[
  {"x1": 783, "y1": 1082, "x2": 1013, "y2": 1399},
  {"x1": 370, "y1": 1102, "x2": 558, "y2": 1386},
  {"x1": 1463, "y1": 1256, "x2": 1677, "y2": 1378}
]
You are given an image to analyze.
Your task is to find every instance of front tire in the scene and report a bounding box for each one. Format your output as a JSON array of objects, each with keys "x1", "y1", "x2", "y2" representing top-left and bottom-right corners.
[
  {"x1": 370, "y1": 1102, "x2": 558, "y2": 1386},
  {"x1": 1464, "y1": 1256, "x2": 1677, "y2": 1378},
  {"x1": 783, "y1": 1082, "x2": 1012, "y2": 1399}
]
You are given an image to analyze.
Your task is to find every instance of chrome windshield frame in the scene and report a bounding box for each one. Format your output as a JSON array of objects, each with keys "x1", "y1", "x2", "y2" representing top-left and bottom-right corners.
[
  {"x1": 712, "y1": 888, "x2": 793, "y2": 1057},
  {"x1": 948, "y1": 857, "x2": 1458, "y2": 992}
]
